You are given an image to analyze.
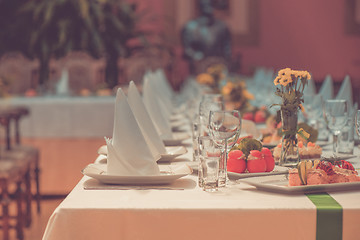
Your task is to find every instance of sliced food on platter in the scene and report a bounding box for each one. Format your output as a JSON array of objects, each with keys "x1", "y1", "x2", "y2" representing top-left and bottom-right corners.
[
  {"x1": 239, "y1": 159, "x2": 360, "y2": 194},
  {"x1": 82, "y1": 163, "x2": 192, "y2": 185}
]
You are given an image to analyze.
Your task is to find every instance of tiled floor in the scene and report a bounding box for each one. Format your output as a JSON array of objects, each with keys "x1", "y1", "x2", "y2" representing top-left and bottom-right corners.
[{"x1": 0, "y1": 198, "x2": 64, "y2": 240}]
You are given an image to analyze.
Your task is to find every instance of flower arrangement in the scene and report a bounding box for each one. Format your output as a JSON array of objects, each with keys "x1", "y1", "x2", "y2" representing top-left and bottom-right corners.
[
  {"x1": 221, "y1": 79, "x2": 254, "y2": 111},
  {"x1": 196, "y1": 63, "x2": 227, "y2": 91},
  {"x1": 273, "y1": 68, "x2": 311, "y2": 113},
  {"x1": 272, "y1": 67, "x2": 311, "y2": 166}
]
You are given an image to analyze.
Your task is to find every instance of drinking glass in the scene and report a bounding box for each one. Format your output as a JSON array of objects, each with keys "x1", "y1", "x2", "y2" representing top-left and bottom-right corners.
[
  {"x1": 323, "y1": 99, "x2": 348, "y2": 154},
  {"x1": 199, "y1": 94, "x2": 224, "y2": 136},
  {"x1": 355, "y1": 110, "x2": 360, "y2": 136},
  {"x1": 209, "y1": 110, "x2": 241, "y2": 187},
  {"x1": 198, "y1": 136, "x2": 221, "y2": 192}
]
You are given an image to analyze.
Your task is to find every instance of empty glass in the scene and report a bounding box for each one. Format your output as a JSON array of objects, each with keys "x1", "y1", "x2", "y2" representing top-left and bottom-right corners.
[
  {"x1": 323, "y1": 99, "x2": 348, "y2": 154},
  {"x1": 356, "y1": 110, "x2": 360, "y2": 137},
  {"x1": 198, "y1": 136, "x2": 221, "y2": 192},
  {"x1": 199, "y1": 94, "x2": 224, "y2": 136},
  {"x1": 209, "y1": 110, "x2": 241, "y2": 187}
]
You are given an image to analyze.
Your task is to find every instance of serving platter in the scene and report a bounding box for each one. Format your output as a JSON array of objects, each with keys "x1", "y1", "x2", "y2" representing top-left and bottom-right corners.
[{"x1": 238, "y1": 174, "x2": 360, "y2": 194}]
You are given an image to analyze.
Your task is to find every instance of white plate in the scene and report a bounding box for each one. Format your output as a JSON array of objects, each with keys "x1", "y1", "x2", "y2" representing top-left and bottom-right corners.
[
  {"x1": 227, "y1": 166, "x2": 289, "y2": 179},
  {"x1": 82, "y1": 163, "x2": 192, "y2": 185},
  {"x1": 162, "y1": 132, "x2": 190, "y2": 146},
  {"x1": 158, "y1": 146, "x2": 188, "y2": 162},
  {"x1": 262, "y1": 142, "x2": 279, "y2": 149},
  {"x1": 187, "y1": 162, "x2": 289, "y2": 179},
  {"x1": 239, "y1": 174, "x2": 360, "y2": 194}
]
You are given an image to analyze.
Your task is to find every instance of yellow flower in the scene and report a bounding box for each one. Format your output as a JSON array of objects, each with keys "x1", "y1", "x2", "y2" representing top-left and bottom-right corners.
[
  {"x1": 278, "y1": 68, "x2": 291, "y2": 77},
  {"x1": 299, "y1": 103, "x2": 305, "y2": 112},
  {"x1": 273, "y1": 76, "x2": 281, "y2": 86},
  {"x1": 221, "y1": 82, "x2": 234, "y2": 95},
  {"x1": 279, "y1": 75, "x2": 293, "y2": 86},
  {"x1": 302, "y1": 71, "x2": 311, "y2": 80},
  {"x1": 196, "y1": 73, "x2": 214, "y2": 85}
]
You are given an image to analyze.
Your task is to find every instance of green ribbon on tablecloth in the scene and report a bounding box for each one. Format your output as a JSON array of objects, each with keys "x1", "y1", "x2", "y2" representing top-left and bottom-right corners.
[{"x1": 306, "y1": 193, "x2": 343, "y2": 240}]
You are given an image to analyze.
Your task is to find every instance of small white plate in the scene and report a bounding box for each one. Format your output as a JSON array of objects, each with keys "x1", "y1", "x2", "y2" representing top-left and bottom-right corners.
[
  {"x1": 238, "y1": 174, "x2": 360, "y2": 194},
  {"x1": 162, "y1": 132, "x2": 190, "y2": 146},
  {"x1": 82, "y1": 163, "x2": 192, "y2": 185},
  {"x1": 158, "y1": 146, "x2": 188, "y2": 162}
]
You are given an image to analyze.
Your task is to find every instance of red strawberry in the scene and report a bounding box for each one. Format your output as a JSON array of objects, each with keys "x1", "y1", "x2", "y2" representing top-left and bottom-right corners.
[
  {"x1": 254, "y1": 110, "x2": 266, "y2": 123},
  {"x1": 247, "y1": 150, "x2": 266, "y2": 173},
  {"x1": 227, "y1": 150, "x2": 246, "y2": 173},
  {"x1": 261, "y1": 148, "x2": 275, "y2": 172},
  {"x1": 242, "y1": 112, "x2": 254, "y2": 121}
]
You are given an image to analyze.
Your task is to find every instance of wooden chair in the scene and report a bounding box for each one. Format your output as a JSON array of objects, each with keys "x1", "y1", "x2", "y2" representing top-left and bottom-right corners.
[{"x1": 0, "y1": 108, "x2": 32, "y2": 240}]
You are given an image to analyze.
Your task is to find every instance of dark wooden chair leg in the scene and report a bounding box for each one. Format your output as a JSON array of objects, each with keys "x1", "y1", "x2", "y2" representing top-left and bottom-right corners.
[
  {"x1": 35, "y1": 160, "x2": 41, "y2": 214},
  {"x1": 1, "y1": 179, "x2": 10, "y2": 240},
  {"x1": 24, "y1": 169, "x2": 32, "y2": 227},
  {"x1": 15, "y1": 180, "x2": 24, "y2": 240}
]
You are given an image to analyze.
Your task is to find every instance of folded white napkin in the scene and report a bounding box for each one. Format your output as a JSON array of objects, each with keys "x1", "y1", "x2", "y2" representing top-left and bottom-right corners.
[
  {"x1": 56, "y1": 68, "x2": 70, "y2": 96},
  {"x1": 143, "y1": 76, "x2": 173, "y2": 139},
  {"x1": 106, "y1": 88, "x2": 160, "y2": 176},
  {"x1": 127, "y1": 81, "x2": 167, "y2": 156},
  {"x1": 336, "y1": 75, "x2": 353, "y2": 109},
  {"x1": 319, "y1": 74, "x2": 334, "y2": 100},
  {"x1": 146, "y1": 71, "x2": 174, "y2": 115}
]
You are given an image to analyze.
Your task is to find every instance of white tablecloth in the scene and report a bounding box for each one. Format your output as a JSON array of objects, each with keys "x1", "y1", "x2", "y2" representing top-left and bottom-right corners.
[
  {"x1": 0, "y1": 96, "x2": 115, "y2": 138},
  {"x1": 42, "y1": 139, "x2": 360, "y2": 240}
]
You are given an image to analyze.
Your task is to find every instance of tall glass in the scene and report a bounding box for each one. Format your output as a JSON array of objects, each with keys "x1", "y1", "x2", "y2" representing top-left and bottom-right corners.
[
  {"x1": 199, "y1": 94, "x2": 224, "y2": 136},
  {"x1": 323, "y1": 99, "x2": 348, "y2": 154},
  {"x1": 355, "y1": 110, "x2": 360, "y2": 144},
  {"x1": 209, "y1": 110, "x2": 241, "y2": 187}
]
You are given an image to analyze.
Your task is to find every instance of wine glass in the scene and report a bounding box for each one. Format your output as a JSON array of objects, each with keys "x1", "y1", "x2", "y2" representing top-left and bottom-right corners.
[
  {"x1": 323, "y1": 99, "x2": 348, "y2": 154},
  {"x1": 209, "y1": 110, "x2": 241, "y2": 187}
]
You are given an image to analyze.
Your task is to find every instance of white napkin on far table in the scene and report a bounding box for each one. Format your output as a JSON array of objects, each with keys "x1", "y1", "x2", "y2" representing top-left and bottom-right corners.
[
  {"x1": 106, "y1": 88, "x2": 160, "y2": 176},
  {"x1": 319, "y1": 74, "x2": 334, "y2": 101},
  {"x1": 336, "y1": 75, "x2": 353, "y2": 109},
  {"x1": 127, "y1": 81, "x2": 167, "y2": 156}
]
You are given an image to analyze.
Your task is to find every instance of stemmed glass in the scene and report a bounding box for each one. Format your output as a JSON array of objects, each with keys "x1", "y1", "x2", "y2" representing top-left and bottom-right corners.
[
  {"x1": 323, "y1": 99, "x2": 348, "y2": 154},
  {"x1": 209, "y1": 110, "x2": 241, "y2": 187}
]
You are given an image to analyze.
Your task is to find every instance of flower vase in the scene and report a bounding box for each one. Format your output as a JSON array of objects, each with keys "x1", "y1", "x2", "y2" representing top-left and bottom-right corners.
[{"x1": 279, "y1": 109, "x2": 300, "y2": 167}]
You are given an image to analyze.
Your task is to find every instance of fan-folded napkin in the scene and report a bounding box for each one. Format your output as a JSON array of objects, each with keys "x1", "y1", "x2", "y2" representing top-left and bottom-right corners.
[
  {"x1": 106, "y1": 88, "x2": 160, "y2": 176},
  {"x1": 143, "y1": 76, "x2": 173, "y2": 139},
  {"x1": 336, "y1": 75, "x2": 353, "y2": 108},
  {"x1": 127, "y1": 81, "x2": 167, "y2": 156}
]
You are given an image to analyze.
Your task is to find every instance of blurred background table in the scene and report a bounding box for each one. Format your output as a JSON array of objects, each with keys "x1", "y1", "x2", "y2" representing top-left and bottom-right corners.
[{"x1": 0, "y1": 96, "x2": 115, "y2": 196}]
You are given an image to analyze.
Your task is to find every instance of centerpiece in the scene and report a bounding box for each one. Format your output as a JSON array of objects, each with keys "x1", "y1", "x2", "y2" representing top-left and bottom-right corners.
[{"x1": 272, "y1": 68, "x2": 311, "y2": 167}]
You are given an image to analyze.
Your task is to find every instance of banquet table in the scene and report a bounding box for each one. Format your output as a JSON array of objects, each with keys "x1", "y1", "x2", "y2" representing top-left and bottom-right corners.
[
  {"x1": 42, "y1": 137, "x2": 360, "y2": 240},
  {"x1": 0, "y1": 96, "x2": 115, "y2": 138}
]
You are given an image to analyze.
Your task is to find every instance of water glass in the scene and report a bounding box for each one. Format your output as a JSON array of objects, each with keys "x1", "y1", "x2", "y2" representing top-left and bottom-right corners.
[
  {"x1": 191, "y1": 116, "x2": 201, "y2": 161},
  {"x1": 198, "y1": 136, "x2": 221, "y2": 191},
  {"x1": 323, "y1": 99, "x2": 348, "y2": 154},
  {"x1": 199, "y1": 94, "x2": 224, "y2": 136},
  {"x1": 356, "y1": 110, "x2": 360, "y2": 137},
  {"x1": 338, "y1": 109, "x2": 355, "y2": 154}
]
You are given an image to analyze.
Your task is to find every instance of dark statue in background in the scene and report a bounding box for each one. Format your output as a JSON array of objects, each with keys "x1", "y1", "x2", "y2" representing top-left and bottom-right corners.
[{"x1": 181, "y1": 0, "x2": 232, "y2": 74}]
